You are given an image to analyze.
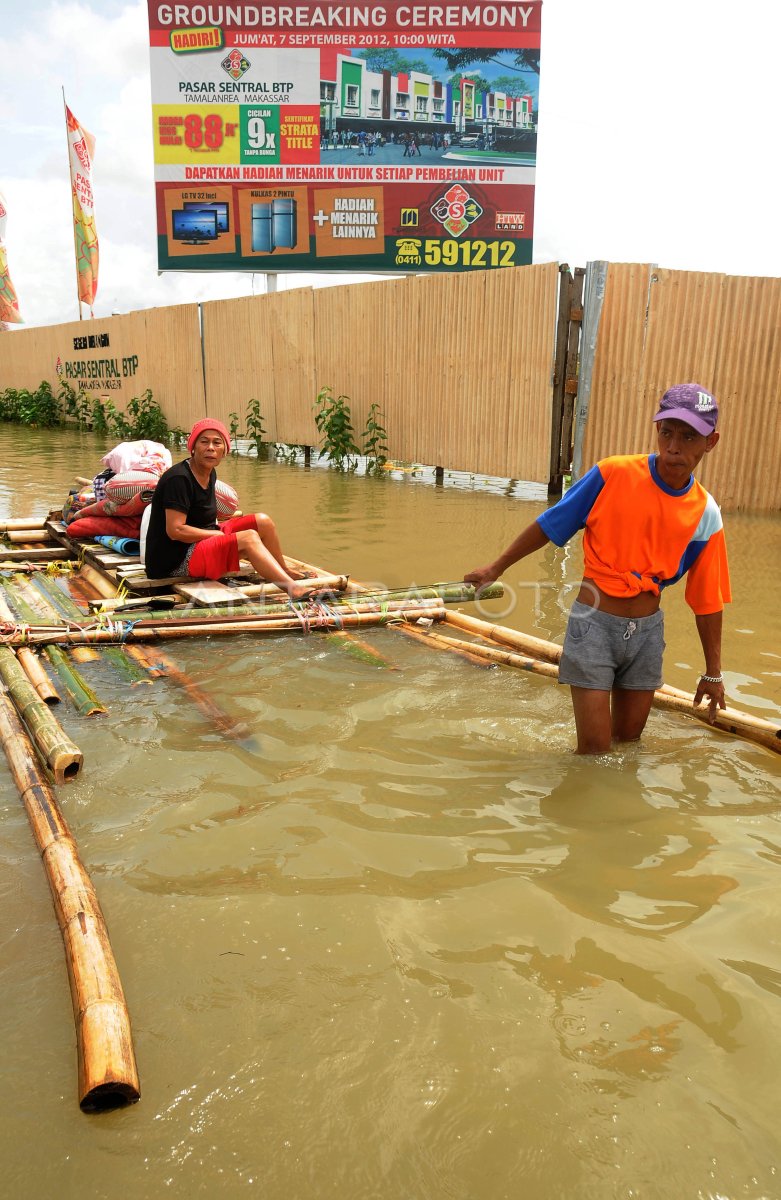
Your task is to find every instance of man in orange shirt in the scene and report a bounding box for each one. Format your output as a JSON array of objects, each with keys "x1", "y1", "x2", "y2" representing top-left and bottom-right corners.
[{"x1": 464, "y1": 384, "x2": 729, "y2": 754}]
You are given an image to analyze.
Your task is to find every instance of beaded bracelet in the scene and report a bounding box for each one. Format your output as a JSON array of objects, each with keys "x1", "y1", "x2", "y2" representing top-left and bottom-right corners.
[{"x1": 700, "y1": 673, "x2": 724, "y2": 684}]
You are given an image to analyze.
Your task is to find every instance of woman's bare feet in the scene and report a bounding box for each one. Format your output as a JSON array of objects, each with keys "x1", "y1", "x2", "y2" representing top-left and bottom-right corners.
[{"x1": 286, "y1": 580, "x2": 321, "y2": 602}]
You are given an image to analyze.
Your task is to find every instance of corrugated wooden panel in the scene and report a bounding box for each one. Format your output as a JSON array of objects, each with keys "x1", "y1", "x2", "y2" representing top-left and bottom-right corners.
[
  {"x1": 583, "y1": 264, "x2": 781, "y2": 511},
  {"x1": 200, "y1": 293, "x2": 281, "y2": 436},
  {"x1": 581, "y1": 263, "x2": 653, "y2": 466},
  {"x1": 313, "y1": 277, "x2": 406, "y2": 459},
  {"x1": 707, "y1": 274, "x2": 781, "y2": 511},
  {"x1": 141, "y1": 304, "x2": 205, "y2": 428},
  {"x1": 0, "y1": 307, "x2": 204, "y2": 423},
  {"x1": 267, "y1": 288, "x2": 317, "y2": 444},
  {"x1": 501, "y1": 262, "x2": 559, "y2": 481}
]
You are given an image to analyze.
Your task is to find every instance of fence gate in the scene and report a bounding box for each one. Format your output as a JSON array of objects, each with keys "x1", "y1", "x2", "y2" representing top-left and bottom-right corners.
[{"x1": 548, "y1": 265, "x2": 585, "y2": 495}]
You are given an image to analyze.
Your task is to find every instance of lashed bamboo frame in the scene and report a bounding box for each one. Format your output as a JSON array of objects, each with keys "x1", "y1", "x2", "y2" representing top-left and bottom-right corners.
[{"x1": 0, "y1": 691, "x2": 140, "y2": 1110}]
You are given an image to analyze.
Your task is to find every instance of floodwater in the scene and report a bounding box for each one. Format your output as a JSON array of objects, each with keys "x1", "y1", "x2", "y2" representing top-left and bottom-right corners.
[{"x1": 1, "y1": 426, "x2": 780, "y2": 1200}]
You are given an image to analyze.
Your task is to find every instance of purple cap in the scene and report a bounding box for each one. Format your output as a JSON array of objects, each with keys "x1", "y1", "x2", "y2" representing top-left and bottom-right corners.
[{"x1": 653, "y1": 383, "x2": 719, "y2": 436}]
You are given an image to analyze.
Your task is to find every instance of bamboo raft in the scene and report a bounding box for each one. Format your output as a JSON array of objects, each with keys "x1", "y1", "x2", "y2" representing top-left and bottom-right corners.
[{"x1": 1, "y1": 509, "x2": 779, "y2": 1115}]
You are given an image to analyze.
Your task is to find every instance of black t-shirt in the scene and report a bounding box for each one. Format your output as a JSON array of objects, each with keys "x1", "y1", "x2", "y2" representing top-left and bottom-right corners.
[{"x1": 145, "y1": 459, "x2": 218, "y2": 578}]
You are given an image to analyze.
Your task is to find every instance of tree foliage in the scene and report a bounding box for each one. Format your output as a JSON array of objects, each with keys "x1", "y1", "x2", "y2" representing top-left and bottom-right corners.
[
  {"x1": 433, "y1": 47, "x2": 541, "y2": 78},
  {"x1": 489, "y1": 74, "x2": 534, "y2": 98},
  {"x1": 353, "y1": 48, "x2": 429, "y2": 74}
]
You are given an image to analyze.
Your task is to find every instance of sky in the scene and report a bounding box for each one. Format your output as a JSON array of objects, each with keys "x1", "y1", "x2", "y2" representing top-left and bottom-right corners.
[{"x1": 0, "y1": 0, "x2": 778, "y2": 328}]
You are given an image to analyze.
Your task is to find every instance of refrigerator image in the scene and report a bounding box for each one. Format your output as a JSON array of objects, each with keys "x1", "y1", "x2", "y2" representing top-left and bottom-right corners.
[
  {"x1": 250, "y1": 199, "x2": 298, "y2": 253},
  {"x1": 251, "y1": 203, "x2": 273, "y2": 253},
  {"x1": 272, "y1": 198, "x2": 297, "y2": 249}
]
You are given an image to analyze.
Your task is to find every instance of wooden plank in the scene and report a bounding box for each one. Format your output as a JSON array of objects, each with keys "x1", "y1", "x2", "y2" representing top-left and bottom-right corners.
[
  {"x1": 173, "y1": 580, "x2": 249, "y2": 606},
  {"x1": 0, "y1": 547, "x2": 72, "y2": 563},
  {"x1": 92, "y1": 553, "x2": 139, "y2": 567},
  {"x1": 125, "y1": 566, "x2": 257, "y2": 594}
]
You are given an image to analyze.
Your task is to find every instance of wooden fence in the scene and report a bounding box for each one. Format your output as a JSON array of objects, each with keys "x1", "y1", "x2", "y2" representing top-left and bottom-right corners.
[
  {"x1": 202, "y1": 264, "x2": 559, "y2": 482},
  {"x1": 576, "y1": 263, "x2": 781, "y2": 512},
  {"x1": 1, "y1": 260, "x2": 779, "y2": 510},
  {"x1": 0, "y1": 305, "x2": 205, "y2": 433}
]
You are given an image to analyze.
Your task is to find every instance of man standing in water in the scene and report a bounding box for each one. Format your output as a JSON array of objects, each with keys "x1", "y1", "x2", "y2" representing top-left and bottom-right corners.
[
  {"x1": 145, "y1": 418, "x2": 315, "y2": 599},
  {"x1": 464, "y1": 384, "x2": 731, "y2": 754}
]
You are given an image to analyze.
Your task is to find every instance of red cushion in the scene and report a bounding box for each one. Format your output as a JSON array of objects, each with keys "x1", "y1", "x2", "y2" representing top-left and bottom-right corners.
[{"x1": 66, "y1": 515, "x2": 143, "y2": 539}]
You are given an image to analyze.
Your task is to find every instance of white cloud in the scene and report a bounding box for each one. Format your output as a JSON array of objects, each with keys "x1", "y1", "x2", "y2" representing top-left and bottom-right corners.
[{"x1": 1, "y1": 0, "x2": 779, "y2": 328}]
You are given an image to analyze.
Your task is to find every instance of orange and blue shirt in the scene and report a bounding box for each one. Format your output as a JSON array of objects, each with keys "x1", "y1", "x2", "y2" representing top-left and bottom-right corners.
[{"x1": 537, "y1": 454, "x2": 730, "y2": 614}]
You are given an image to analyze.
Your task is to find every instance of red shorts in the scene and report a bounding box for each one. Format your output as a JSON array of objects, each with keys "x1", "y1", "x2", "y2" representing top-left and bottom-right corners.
[{"x1": 186, "y1": 514, "x2": 257, "y2": 580}]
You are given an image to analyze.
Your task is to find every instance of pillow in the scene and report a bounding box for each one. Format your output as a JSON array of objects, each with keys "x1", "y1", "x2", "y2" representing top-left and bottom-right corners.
[
  {"x1": 67, "y1": 515, "x2": 143, "y2": 539},
  {"x1": 74, "y1": 493, "x2": 150, "y2": 519},
  {"x1": 215, "y1": 480, "x2": 239, "y2": 518},
  {"x1": 104, "y1": 470, "x2": 159, "y2": 506}
]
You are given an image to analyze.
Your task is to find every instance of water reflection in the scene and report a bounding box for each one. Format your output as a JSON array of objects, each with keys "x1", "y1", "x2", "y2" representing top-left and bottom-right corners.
[{"x1": 1, "y1": 427, "x2": 781, "y2": 1198}]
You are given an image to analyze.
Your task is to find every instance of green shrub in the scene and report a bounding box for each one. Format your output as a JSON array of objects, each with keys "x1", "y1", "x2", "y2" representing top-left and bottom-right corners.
[
  {"x1": 314, "y1": 386, "x2": 360, "y2": 471},
  {"x1": 245, "y1": 397, "x2": 267, "y2": 458},
  {"x1": 362, "y1": 403, "x2": 389, "y2": 475}
]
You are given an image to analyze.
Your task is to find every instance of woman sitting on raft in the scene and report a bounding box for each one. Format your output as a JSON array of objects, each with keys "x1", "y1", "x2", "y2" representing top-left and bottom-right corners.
[{"x1": 145, "y1": 418, "x2": 314, "y2": 599}]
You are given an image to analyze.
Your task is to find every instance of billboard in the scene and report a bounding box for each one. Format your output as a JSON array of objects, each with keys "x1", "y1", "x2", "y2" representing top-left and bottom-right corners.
[{"x1": 147, "y1": 2, "x2": 542, "y2": 274}]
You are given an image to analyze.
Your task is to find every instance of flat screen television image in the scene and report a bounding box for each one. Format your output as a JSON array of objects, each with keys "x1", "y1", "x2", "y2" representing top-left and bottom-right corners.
[
  {"x1": 182, "y1": 201, "x2": 230, "y2": 233},
  {"x1": 171, "y1": 209, "x2": 218, "y2": 245}
]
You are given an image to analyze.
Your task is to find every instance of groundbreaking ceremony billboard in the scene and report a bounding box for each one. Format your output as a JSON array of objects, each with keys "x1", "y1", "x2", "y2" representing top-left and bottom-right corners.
[{"x1": 148, "y1": 2, "x2": 542, "y2": 273}]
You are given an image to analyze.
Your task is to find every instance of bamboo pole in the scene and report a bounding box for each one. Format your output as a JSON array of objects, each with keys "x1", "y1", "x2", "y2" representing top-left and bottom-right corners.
[
  {"x1": 16, "y1": 647, "x2": 61, "y2": 705},
  {"x1": 444, "y1": 609, "x2": 561, "y2": 662},
  {"x1": 239, "y1": 573, "x2": 348, "y2": 596},
  {"x1": 0, "y1": 688, "x2": 140, "y2": 1109},
  {"x1": 123, "y1": 644, "x2": 167, "y2": 680},
  {"x1": 284, "y1": 556, "x2": 495, "y2": 666},
  {"x1": 444, "y1": 611, "x2": 781, "y2": 747},
  {"x1": 2, "y1": 576, "x2": 107, "y2": 716},
  {"x1": 68, "y1": 646, "x2": 102, "y2": 664},
  {"x1": 37, "y1": 575, "x2": 152, "y2": 684},
  {"x1": 6, "y1": 529, "x2": 51, "y2": 543},
  {"x1": 87, "y1": 595, "x2": 179, "y2": 614},
  {"x1": 142, "y1": 649, "x2": 251, "y2": 739},
  {"x1": 0, "y1": 517, "x2": 51, "y2": 532},
  {"x1": 324, "y1": 631, "x2": 399, "y2": 668},
  {"x1": 84, "y1": 593, "x2": 450, "y2": 625},
  {"x1": 0, "y1": 648, "x2": 82, "y2": 781},
  {"x1": 78, "y1": 563, "x2": 120, "y2": 601},
  {"x1": 3, "y1": 605, "x2": 447, "y2": 646},
  {"x1": 72, "y1": 576, "x2": 252, "y2": 739},
  {"x1": 43, "y1": 645, "x2": 106, "y2": 717},
  {"x1": 394, "y1": 621, "x2": 495, "y2": 668},
  {"x1": 7, "y1": 573, "x2": 55, "y2": 623},
  {"x1": 425, "y1": 630, "x2": 781, "y2": 755},
  {"x1": 31, "y1": 573, "x2": 88, "y2": 622},
  {"x1": 134, "y1": 596, "x2": 445, "y2": 626}
]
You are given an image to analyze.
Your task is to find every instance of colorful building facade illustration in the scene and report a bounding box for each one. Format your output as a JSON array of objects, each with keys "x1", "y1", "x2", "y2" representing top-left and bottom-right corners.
[{"x1": 320, "y1": 51, "x2": 535, "y2": 138}]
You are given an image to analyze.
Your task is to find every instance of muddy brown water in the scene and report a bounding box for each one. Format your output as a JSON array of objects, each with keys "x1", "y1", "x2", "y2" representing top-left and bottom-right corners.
[{"x1": 0, "y1": 427, "x2": 779, "y2": 1199}]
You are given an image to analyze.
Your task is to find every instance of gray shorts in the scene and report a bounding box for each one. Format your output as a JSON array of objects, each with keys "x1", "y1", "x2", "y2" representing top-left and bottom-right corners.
[{"x1": 558, "y1": 601, "x2": 665, "y2": 692}]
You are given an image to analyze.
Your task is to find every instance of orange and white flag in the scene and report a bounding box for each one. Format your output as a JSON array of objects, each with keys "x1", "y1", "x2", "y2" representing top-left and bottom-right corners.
[
  {"x1": 66, "y1": 105, "x2": 99, "y2": 309},
  {"x1": 0, "y1": 191, "x2": 23, "y2": 324}
]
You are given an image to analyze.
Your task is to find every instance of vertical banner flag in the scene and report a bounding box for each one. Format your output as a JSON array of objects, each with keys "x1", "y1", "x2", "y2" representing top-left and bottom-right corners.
[
  {"x1": 66, "y1": 106, "x2": 99, "y2": 307},
  {"x1": 147, "y1": 1, "x2": 542, "y2": 275},
  {"x1": 0, "y1": 192, "x2": 23, "y2": 324}
]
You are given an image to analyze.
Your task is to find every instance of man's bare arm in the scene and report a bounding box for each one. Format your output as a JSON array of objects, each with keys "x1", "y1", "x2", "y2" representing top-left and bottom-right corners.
[
  {"x1": 693, "y1": 610, "x2": 726, "y2": 723},
  {"x1": 464, "y1": 520, "x2": 550, "y2": 593}
]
